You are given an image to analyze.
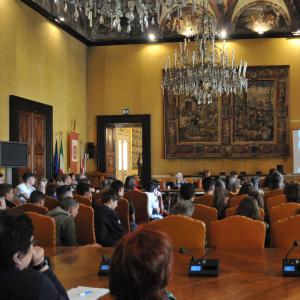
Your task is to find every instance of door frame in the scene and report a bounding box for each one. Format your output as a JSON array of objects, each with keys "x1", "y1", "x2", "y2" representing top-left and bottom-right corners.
[
  {"x1": 9, "y1": 95, "x2": 53, "y2": 185},
  {"x1": 97, "y1": 114, "x2": 151, "y2": 185}
]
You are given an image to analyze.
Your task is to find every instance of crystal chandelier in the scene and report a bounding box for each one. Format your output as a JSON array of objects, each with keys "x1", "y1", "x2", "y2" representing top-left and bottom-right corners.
[
  {"x1": 53, "y1": 0, "x2": 189, "y2": 33},
  {"x1": 162, "y1": 1, "x2": 248, "y2": 105}
]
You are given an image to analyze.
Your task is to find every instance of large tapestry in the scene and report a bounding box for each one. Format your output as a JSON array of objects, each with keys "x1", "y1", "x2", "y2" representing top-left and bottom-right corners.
[{"x1": 164, "y1": 66, "x2": 289, "y2": 158}]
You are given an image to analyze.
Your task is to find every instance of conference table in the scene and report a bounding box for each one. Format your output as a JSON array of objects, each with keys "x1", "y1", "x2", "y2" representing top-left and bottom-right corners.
[{"x1": 47, "y1": 245, "x2": 300, "y2": 300}]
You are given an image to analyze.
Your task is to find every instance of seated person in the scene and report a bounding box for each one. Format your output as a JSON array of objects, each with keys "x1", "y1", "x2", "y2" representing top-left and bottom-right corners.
[
  {"x1": 268, "y1": 170, "x2": 284, "y2": 190},
  {"x1": 238, "y1": 181, "x2": 254, "y2": 195},
  {"x1": 109, "y1": 226, "x2": 175, "y2": 300},
  {"x1": 47, "y1": 197, "x2": 79, "y2": 246},
  {"x1": 62, "y1": 174, "x2": 72, "y2": 186},
  {"x1": 0, "y1": 212, "x2": 68, "y2": 299},
  {"x1": 145, "y1": 181, "x2": 163, "y2": 220},
  {"x1": 179, "y1": 183, "x2": 195, "y2": 203},
  {"x1": 213, "y1": 187, "x2": 229, "y2": 219},
  {"x1": 29, "y1": 191, "x2": 46, "y2": 207},
  {"x1": 94, "y1": 191, "x2": 124, "y2": 247},
  {"x1": 236, "y1": 197, "x2": 261, "y2": 220},
  {"x1": 0, "y1": 183, "x2": 16, "y2": 209},
  {"x1": 124, "y1": 175, "x2": 140, "y2": 192},
  {"x1": 172, "y1": 200, "x2": 194, "y2": 217},
  {"x1": 0, "y1": 173, "x2": 4, "y2": 184},
  {"x1": 16, "y1": 172, "x2": 36, "y2": 203},
  {"x1": 56, "y1": 185, "x2": 73, "y2": 202},
  {"x1": 248, "y1": 190, "x2": 264, "y2": 208},
  {"x1": 202, "y1": 176, "x2": 215, "y2": 196},
  {"x1": 45, "y1": 183, "x2": 58, "y2": 199},
  {"x1": 36, "y1": 178, "x2": 48, "y2": 194},
  {"x1": 284, "y1": 183, "x2": 300, "y2": 203},
  {"x1": 76, "y1": 181, "x2": 92, "y2": 199},
  {"x1": 0, "y1": 191, "x2": 6, "y2": 211}
]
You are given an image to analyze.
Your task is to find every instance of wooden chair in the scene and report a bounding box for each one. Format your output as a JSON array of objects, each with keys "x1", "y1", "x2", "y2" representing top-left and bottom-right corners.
[
  {"x1": 229, "y1": 194, "x2": 248, "y2": 207},
  {"x1": 75, "y1": 204, "x2": 96, "y2": 245},
  {"x1": 210, "y1": 215, "x2": 266, "y2": 249},
  {"x1": 44, "y1": 196, "x2": 59, "y2": 211},
  {"x1": 194, "y1": 194, "x2": 214, "y2": 207},
  {"x1": 264, "y1": 189, "x2": 284, "y2": 201},
  {"x1": 265, "y1": 194, "x2": 287, "y2": 214},
  {"x1": 269, "y1": 202, "x2": 300, "y2": 226},
  {"x1": 225, "y1": 206, "x2": 265, "y2": 220},
  {"x1": 124, "y1": 191, "x2": 149, "y2": 224},
  {"x1": 26, "y1": 212, "x2": 56, "y2": 248},
  {"x1": 9, "y1": 203, "x2": 48, "y2": 215},
  {"x1": 73, "y1": 194, "x2": 92, "y2": 207},
  {"x1": 115, "y1": 198, "x2": 130, "y2": 233},
  {"x1": 272, "y1": 215, "x2": 300, "y2": 248},
  {"x1": 146, "y1": 215, "x2": 206, "y2": 249},
  {"x1": 192, "y1": 204, "x2": 217, "y2": 247}
]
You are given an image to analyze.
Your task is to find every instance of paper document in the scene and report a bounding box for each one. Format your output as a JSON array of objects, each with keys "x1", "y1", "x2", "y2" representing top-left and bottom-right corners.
[{"x1": 68, "y1": 286, "x2": 109, "y2": 300}]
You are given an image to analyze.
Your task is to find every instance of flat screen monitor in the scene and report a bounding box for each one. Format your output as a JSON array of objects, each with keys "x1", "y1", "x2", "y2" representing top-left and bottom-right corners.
[
  {"x1": 0, "y1": 141, "x2": 28, "y2": 167},
  {"x1": 293, "y1": 130, "x2": 300, "y2": 174}
]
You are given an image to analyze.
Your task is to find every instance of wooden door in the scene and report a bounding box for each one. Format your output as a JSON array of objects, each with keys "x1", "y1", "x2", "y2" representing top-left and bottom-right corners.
[
  {"x1": 18, "y1": 111, "x2": 46, "y2": 181},
  {"x1": 105, "y1": 127, "x2": 115, "y2": 177}
]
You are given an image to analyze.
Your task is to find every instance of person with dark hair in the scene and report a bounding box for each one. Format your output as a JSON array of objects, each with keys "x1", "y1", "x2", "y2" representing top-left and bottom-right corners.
[
  {"x1": 16, "y1": 172, "x2": 36, "y2": 203},
  {"x1": 179, "y1": 183, "x2": 195, "y2": 202},
  {"x1": 202, "y1": 177, "x2": 215, "y2": 194},
  {"x1": 94, "y1": 191, "x2": 124, "y2": 246},
  {"x1": 0, "y1": 183, "x2": 16, "y2": 209},
  {"x1": 236, "y1": 197, "x2": 261, "y2": 220},
  {"x1": 213, "y1": 187, "x2": 229, "y2": 219},
  {"x1": 0, "y1": 173, "x2": 4, "y2": 184},
  {"x1": 47, "y1": 197, "x2": 79, "y2": 246},
  {"x1": 269, "y1": 170, "x2": 284, "y2": 190},
  {"x1": 227, "y1": 175, "x2": 240, "y2": 194},
  {"x1": 46, "y1": 183, "x2": 58, "y2": 198},
  {"x1": 172, "y1": 201, "x2": 194, "y2": 217},
  {"x1": 124, "y1": 175, "x2": 140, "y2": 192},
  {"x1": 62, "y1": 174, "x2": 72, "y2": 186},
  {"x1": 248, "y1": 190, "x2": 264, "y2": 208},
  {"x1": 109, "y1": 226, "x2": 175, "y2": 300},
  {"x1": 56, "y1": 185, "x2": 73, "y2": 202},
  {"x1": 263, "y1": 168, "x2": 276, "y2": 188},
  {"x1": 239, "y1": 182, "x2": 254, "y2": 195},
  {"x1": 76, "y1": 181, "x2": 91, "y2": 199},
  {"x1": 145, "y1": 180, "x2": 163, "y2": 220},
  {"x1": 36, "y1": 177, "x2": 48, "y2": 194},
  {"x1": 0, "y1": 212, "x2": 68, "y2": 299},
  {"x1": 284, "y1": 183, "x2": 300, "y2": 203},
  {"x1": 29, "y1": 191, "x2": 46, "y2": 207}
]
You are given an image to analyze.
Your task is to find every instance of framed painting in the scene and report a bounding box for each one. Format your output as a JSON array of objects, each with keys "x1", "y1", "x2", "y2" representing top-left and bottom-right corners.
[{"x1": 164, "y1": 66, "x2": 289, "y2": 158}]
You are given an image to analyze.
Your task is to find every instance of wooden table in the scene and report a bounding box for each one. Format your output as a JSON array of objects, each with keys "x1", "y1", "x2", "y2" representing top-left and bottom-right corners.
[{"x1": 48, "y1": 246, "x2": 300, "y2": 300}]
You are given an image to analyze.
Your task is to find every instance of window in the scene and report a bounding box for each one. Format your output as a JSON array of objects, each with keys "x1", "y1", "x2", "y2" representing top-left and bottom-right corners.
[{"x1": 118, "y1": 139, "x2": 128, "y2": 171}]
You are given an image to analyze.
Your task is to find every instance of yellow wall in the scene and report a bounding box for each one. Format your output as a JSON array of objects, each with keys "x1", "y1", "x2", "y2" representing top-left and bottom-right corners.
[
  {"x1": 87, "y1": 38, "x2": 300, "y2": 175},
  {"x1": 0, "y1": 0, "x2": 87, "y2": 174}
]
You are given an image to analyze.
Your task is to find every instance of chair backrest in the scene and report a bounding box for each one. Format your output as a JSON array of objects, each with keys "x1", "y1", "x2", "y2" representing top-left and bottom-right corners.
[
  {"x1": 73, "y1": 194, "x2": 92, "y2": 207},
  {"x1": 229, "y1": 194, "x2": 248, "y2": 207},
  {"x1": 265, "y1": 194, "x2": 287, "y2": 214},
  {"x1": 264, "y1": 189, "x2": 284, "y2": 201},
  {"x1": 44, "y1": 196, "x2": 59, "y2": 211},
  {"x1": 115, "y1": 198, "x2": 130, "y2": 233},
  {"x1": 146, "y1": 215, "x2": 206, "y2": 249},
  {"x1": 225, "y1": 206, "x2": 265, "y2": 220},
  {"x1": 272, "y1": 215, "x2": 300, "y2": 248},
  {"x1": 192, "y1": 204, "x2": 217, "y2": 247},
  {"x1": 210, "y1": 215, "x2": 266, "y2": 249},
  {"x1": 26, "y1": 212, "x2": 56, "y2": 248},
  {"x1": 9, "y1": 203, "x2": 48, "y2": 215},
  {"x1": 194, "y1": 194, "x2": 214, "y2": 207},
  {"x1": 270, "y1": 202, "x2": 300, "y2": 226},
  {"x1": 124, "y1": 191, "x2": 149, "y2": 224},
  {"x1": 75, "y1": 204, "x2": 96, "y2": 245}
]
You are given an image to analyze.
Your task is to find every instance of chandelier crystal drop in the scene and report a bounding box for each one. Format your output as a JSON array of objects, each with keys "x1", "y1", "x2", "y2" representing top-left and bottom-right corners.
[{"x1": 162, "y1": 1, "x2": 248, "y2": 105}]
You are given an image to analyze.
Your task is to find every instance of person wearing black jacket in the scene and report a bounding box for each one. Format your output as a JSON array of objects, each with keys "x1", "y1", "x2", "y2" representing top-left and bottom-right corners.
[
  {"x1": 94, "y1": 191, "x2": 125, "y2": 246},
  {"x1": 0, "y1": 211, "x2": 68, "y2": 300}
]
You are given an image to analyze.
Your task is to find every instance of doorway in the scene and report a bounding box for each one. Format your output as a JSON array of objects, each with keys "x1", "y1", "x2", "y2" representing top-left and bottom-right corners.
[
  {"x1": 9, "y1": 95, "x2": 53, "y2": 185},
  {"x1": 97, "y1": 115, "x2": 151, "y2": 185}
]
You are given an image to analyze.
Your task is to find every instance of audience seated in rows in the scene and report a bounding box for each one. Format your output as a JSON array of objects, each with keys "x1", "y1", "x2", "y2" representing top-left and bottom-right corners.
[
  {"x1": 179, "y1": 183, "x2": 195, "y2": 203},
  {"x1": 268, "y1": 170, "x2": 284, "y2": 190},
  {"x1": 56, "y1": 185, "x2": 73, "y2": 202},
  {"x1": 76, "y1": 181, "x2": 92, "y2": 199},
  {"x1": 0, "y1": 183, "x2": 16, "y2": 209},
  {"x1": 172, "y1": 200, "x2": 194, "y2": 217},
  {"x1": 47, "y1": 197, "x2": 79, "y2": 246},
  {"x1": 145, "y1": 181, "x2": 163, "y2": 220},
  {"x1": 202, "y1": 177, "x2": 215, "y2": 195},
  {"x1": 213, "y1": 186, "x2": 229, "y2": 219},
  {"x1": 109, "y1": 226, "x2": 175, "y2": 300},
  {"x1": 236, "y1": 197, "x2": 261, "y2": 220},
  {"x1": 30, "y1": 191, "x2": 46, "y2": 207},
  {"x1": 45, "y1": 183, "x2": 58, "y2": 198},
  {"x1": 16, "y1": 172, "x2": 36, "y2": 203},
  {"x1": 284, "y1": 183, "x2": 300, "y2": 203},
  {"x1": 0, "y1": 212, "x2": 68, "y2": 299},
  {"x1": 94, "y1": 191, "x2": 125, "y2": 246}
]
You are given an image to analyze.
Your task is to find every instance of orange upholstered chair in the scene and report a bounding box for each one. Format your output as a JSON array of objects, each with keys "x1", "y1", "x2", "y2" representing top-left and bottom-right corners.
[
  {"x1": 115, "y1": 198, "x2": 130, "y2": 233},
  {"x1": 272, "y1": 215, "x2": 300, "y2": 248},
  {"x1": 26, "y1": 212, "x2": 56, "y2": 248},
  {"x1": 73, "y1": 194, "x2": 92, "y2": 207},
  {"x1": 194, "y1": 194, "x2": 214, "y2": 207},
  {"x1": 124, "y1": 191, "x2": 149, "y2": 224},
  {"x1": 269, "y1": 202, "x2": 300, "y2": 226},
  {"x1": 10, "y1": 203, "x2": 48, "y2": 215},
  {"x1": 146, "y1": 215, "x2": 206, "y2": 249},
  {"x1": 75, "y1": 204, "x2": 96, "y2": 245},
  {"x1": 264, "y1": 189, "x2": 284, "y2": 201},
  {"x1": 265, "y1": 194, "x2": 287, "y2": 214},
  {"x1": 44, "y1": 196, "x2": 59, "y2": 211},
  {"x1": 192, "y1": 204, "x2": 217, "y2": 247},
  {"x1": 210, "y1": 215, "x2": 266, "y2": 249},
  {"x1": 229, "y1": 194, "x2": 248, "y2": 207},
  {"x1": 225, "y1": 206, "x2": 265, "y2": 220}
]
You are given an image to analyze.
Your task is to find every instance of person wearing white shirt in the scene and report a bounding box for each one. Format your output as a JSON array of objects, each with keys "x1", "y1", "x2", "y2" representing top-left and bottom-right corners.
[
  {"x1": 16, "y1": 172, "x2": 36, "y2": 203},
  {"x1": 145, "y1": 181, "x2": 163, "y2": 220}
]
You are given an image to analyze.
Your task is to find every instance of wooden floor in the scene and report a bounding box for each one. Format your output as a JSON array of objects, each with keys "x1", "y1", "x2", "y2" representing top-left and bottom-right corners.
[{"x1": 48, "y1": 246, "x2": 300, "y2": 300}]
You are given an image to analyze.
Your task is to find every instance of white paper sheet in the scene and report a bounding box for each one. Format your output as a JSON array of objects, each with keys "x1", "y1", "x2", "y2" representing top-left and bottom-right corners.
[{"x1": 67, "y1": 286, "x2": 109, "y2": 300}]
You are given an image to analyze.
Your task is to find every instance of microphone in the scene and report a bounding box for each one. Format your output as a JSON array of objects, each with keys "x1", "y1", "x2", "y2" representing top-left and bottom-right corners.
[
  {"x1": 285, "y1": 240, "x2": 300, "y2": 261},
  {"x1": 179, "y1": 247, "x2": 196, "y2": 262}
]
